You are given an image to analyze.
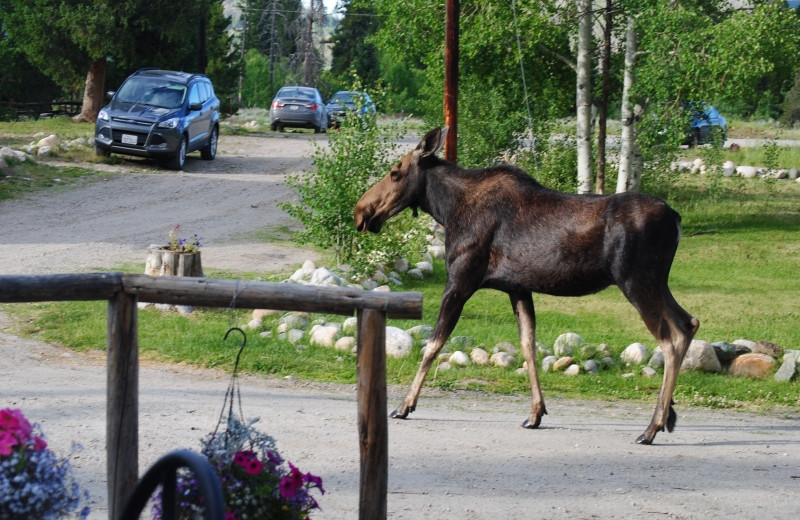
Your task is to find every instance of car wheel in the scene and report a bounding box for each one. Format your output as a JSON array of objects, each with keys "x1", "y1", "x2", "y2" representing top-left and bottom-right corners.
[
  {"x1": 201, "y1": 126, "x2": 218, "y2": 160},
  {"x1": 94, "y1": 144, "x2": 109, "y2": 157},
  {"x1": 167, "y1": 136, "x2": 187, "y2": 170}
]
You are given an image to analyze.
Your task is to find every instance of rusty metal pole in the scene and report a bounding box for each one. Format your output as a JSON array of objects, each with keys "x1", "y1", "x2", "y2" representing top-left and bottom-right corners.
[{"x1": 444, "y1": 0, "x2": 459, "y2": 163}]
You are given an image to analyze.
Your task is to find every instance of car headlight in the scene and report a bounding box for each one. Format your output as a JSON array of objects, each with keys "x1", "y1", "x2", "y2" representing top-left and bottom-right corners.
[
  {"x1": 158, "y1": 118, "x2": 180, "y2": 129},
  {"x1": 97, "y1": 109, "x2": 109, "y2": 121}
]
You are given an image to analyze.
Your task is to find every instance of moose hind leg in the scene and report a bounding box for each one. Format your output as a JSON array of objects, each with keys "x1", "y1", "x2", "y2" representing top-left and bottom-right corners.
[
  {"x1": 510, "y1": 292, "x2": 547, "y2": 429},
  {"x1": 636, "y1": 294, "x2": 699, "y2": 445}
]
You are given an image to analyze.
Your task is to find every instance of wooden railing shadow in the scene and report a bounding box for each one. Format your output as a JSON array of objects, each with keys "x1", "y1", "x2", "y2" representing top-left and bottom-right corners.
[{"x1": 0, "y1": 273, "x2": 423, "y2": 520}]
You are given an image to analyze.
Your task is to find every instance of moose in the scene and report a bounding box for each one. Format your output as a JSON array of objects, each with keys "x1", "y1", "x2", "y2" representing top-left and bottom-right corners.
[{"x1": 354, "y1": 127, "x2": 700, "y2": 445}]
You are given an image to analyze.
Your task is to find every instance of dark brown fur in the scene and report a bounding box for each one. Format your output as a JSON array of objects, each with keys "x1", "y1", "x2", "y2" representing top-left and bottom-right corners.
[{"x1": 355, "y1": 127, "x2": 699, "y2": 444}]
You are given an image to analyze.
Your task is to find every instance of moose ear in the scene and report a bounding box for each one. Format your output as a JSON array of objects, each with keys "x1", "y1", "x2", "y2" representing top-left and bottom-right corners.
[{"x1": 416, "y1": 126, "x2": 449, "y2": 158}]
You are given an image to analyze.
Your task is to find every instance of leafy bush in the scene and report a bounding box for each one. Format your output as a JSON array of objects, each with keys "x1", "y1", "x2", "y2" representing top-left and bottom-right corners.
[{"x1": 281, "y1": 90, "x2": 429, "y2": 274}]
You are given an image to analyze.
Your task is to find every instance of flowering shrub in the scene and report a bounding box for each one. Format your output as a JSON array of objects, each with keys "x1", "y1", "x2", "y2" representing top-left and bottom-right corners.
[
  {"x1": 0, "y1": 408, "x2": 90, "y2": 519},
  {"x1": 153, "y1": 417, "x2": 323, "y2": 520},
  {"x1": 166, "y1": 224, "x2": 203, "y2": 253}
]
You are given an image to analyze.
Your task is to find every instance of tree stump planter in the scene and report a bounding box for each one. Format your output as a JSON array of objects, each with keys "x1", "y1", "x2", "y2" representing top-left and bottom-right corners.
[{"x1": 140, "y1": 246, "x2": 204, "y2": 313}]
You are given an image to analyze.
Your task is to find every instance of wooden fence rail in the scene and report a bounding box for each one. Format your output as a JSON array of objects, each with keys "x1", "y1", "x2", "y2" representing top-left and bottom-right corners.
[{"x1": 0, "y1": 273, "x2": 423, "y2": 520}]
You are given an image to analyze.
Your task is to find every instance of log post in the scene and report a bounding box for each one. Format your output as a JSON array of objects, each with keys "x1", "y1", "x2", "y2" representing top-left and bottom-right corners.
[
  {"x1": 356, "y1": 308, "x2": 388, "y2": 520},
  {"x1": 107, "y1": 290, "x2": 139, "y2": 520}
]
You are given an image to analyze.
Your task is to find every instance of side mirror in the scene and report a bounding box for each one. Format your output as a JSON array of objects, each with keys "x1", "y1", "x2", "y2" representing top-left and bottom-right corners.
[{"x1": 189, "y1": 102, "x2": 203, "y2": 111}]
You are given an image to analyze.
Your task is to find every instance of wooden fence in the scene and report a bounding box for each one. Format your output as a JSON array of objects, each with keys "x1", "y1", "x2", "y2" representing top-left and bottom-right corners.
[{"x1": 0, "y1": 272, "x2": 423, "y2": 520}]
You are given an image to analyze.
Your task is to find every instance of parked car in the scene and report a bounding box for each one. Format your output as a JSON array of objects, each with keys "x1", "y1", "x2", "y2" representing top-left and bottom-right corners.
[
  {"x1": 325, "y1": 90, "x2": 376, "y2": 128},
  {"x1": 94, "y1": 68, "x2": 220, "y2": 170},
  {"x1": 269, "y1": 86, "x2": 327, "y2": 133},
  {"x1": 683, "y1": 102, "x2": 727, "y2": 146}
]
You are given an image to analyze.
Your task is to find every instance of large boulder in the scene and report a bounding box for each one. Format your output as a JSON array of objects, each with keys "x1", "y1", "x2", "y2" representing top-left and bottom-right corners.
[
  {"x1": 728, "y1": 353, "x2": 775, "y2": 379},
  {"x1": 385, "y1": 326, "x2": 414, "y2": 358},
  {"x1": 553, "y1": 332, "x2": 586, "y2": 357},
  {"x1": 681, "y1": 340, "x2": 722, "y2": 373},
  {"x1": 621, "y1": 342, "x2": 650, "y2": 365}
]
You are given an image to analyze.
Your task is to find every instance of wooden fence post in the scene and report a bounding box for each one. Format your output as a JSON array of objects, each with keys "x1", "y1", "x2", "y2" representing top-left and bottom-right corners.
[
  {"x1": 356, "y1": 308, "x2": 388, "y2": 520},
  {"x1": 107, "y1": 290, "x2": 139, "y2": 520}
]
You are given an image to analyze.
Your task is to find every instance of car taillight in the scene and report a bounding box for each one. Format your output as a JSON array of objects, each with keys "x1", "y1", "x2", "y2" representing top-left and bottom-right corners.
[
  {"x1": 305, "y1": 103, "x2": 318, "y2": 110},
  {"x1": 272, "y1": 101, "x2": 284, "y2": 108}
]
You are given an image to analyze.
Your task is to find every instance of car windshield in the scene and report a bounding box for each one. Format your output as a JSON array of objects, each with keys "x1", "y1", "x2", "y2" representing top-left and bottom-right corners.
[
  {"x1": 278, "y1": 88, "x2": 315, "y2": 100},
  {"x1": 330, "y1": 93, "x2": 353, "y2": 104},
  {"x1": 116, "y1": 77, "x2": 187, "y2": 109}
]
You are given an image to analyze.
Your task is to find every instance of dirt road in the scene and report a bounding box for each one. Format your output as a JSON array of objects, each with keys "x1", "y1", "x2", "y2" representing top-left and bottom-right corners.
[{"x1": 1, "y1": 133, "x2": 799, "y2": 519}]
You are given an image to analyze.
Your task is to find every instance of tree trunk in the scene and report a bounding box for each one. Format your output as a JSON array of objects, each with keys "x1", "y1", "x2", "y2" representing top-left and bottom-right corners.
[
  {"x1": 73, "y1": 58, "x2": 107, "y2": 123},
  {"x1": 576, "y1": 0, "x2": 593, "y2": 194},
  {"x1": 616, "y1": 15, "x2": 637, "y2": 193},
  {"x1": 595, "y1": 0, "x2": 612, "y2": 194}
]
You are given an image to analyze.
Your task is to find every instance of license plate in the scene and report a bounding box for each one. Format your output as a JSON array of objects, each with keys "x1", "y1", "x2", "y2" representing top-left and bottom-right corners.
[
  {"x1": 289, "y1": 105, "x2": 299, "y2": 110},
  {"x1": 121, "y1": 134, "x2": 137, "y2": 145}
]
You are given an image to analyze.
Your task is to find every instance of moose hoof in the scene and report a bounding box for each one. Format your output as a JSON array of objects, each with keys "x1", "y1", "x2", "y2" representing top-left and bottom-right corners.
[
  {"x1": 521, "y1": 416, "x2": 542, "y2": 429},
  {"x1": 666, "y1": 407, "x2": 677, "y2": 433},
  {"x1": 390, "y1": 409, "x2": 407, "y2": 419},
  {"x1": 635, "y1": 433, "x2": 653, "y2": 445}
]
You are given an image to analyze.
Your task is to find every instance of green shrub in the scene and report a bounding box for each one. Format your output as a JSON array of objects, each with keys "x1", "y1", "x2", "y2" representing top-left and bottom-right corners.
[{"x1": 280, "y1": 90, "x2": 429, "y2": 274}]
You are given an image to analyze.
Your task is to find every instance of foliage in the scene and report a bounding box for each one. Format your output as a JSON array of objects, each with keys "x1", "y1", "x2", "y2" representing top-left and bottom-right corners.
[
  {"x1": 243, "y1": 0, "x2": 302, "y2": 58},
  {"x1": 240, "y1": 49, "x2": 291, "y2": 108},
  {"x1": 516, "y1": 136, "x2": 578, "y2": 194},
  {"x1": 329, "y1": 0, "x2": 380, "y2": 86},
  {"x1": 165, "y1": 224, "x2": 203, "y2": 253},
  {"x1": 152, "y1": 416, "x2": 323, "y2": 520},
  {"x1": 0, "y1": 408, "x2": 90, "y2": 520},
  {"x1": 280, "y1": 82, "x2": 428, "y2": 272}
]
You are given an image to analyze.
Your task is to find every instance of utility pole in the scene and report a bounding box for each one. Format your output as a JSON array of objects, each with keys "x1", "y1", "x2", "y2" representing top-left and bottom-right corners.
[{"x1": 444, "y1": 0, "x2": 459, "y2": 163}]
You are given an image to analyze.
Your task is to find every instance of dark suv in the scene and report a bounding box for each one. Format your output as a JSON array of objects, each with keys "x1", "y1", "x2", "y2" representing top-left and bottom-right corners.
[{"x1": 94, "y1": 68, "x2": 220, "y2": 170}]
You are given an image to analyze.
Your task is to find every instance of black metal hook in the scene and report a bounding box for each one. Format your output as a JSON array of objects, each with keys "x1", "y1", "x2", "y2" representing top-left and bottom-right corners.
[{"x1": 223, "y1": 326, "x2": 247, "y2": 348}]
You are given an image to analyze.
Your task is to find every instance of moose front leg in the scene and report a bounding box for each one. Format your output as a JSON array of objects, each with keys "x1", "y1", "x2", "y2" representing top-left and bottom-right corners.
[
  {"x1": 510, "y1": 292, "x2": 547, "y2": 429},
  {"x1": 391, "y1": 279, "x2": 472, "y2": 419}
]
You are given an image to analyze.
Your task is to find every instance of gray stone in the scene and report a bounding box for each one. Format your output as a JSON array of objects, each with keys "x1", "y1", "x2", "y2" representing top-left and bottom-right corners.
[
  {"x1": 579, "y1": 344, "x2": 597, "y2": 360},
  {"x1": 711, "y1": 341, "x2": 738, "y2": 365},
  {"x1": 393, "y1": 258, "x2": 409, "y2": 273},
  {"x1": 490, "y1": 351, "x2": 515, "y2": 368},
  {"x1": 342, "y1": 317, "x2": 358, "y2": 336},
  {"x1": 583, "y1": 359, "x2": 599, "y2": 374},
  {"x1": 386, "y1": 326, "x2": 415, "y2": 358},
  {"x1": 681, "y1": 339, "x2": 722, "y2": 372},
  {"x1": 450, "y1": 335, "x2": 475, "y2": 350},
  {"x1": 553, "y1": 332, "x2": 586, "y2": 357},
  {"x1": 788, "y1": 168, "x2": 799, "y2": 180},
  {"x1": 737, "y1": 165, "x2": 758, "y2": 178},
  {"x1": 773, "y1": 358, "x2": 797, "y2": 382},
  {"x1": 732, "y1": 338, "x2": 757, "y2": 353},
  {"x1": 449, "y1": 350, "x2": 471, "y2": 366},
  {"x1": 601, "y1": 356, "x2": 616, "y2": 369},
  {"x1": 641, "y1": 366, "x2": 658, "y2": 378},
  {"x1": 415, "y1": 261, "x2": 434, "y2": 275},
  {"x1": 648, "y1": 348, "x2": 664, "y2": 370},
  {"x1": 280, "y1": 313, "x2": 310, "y2": 330},
  {"x1": 309, "y1": 324, "x2": 340, "y2": 347},
  {"x1": 334, "y1": 336, "x2": 357, "y2": 352},
  {"x1": 493, "y1": 341, "x2": 519, "y2": 356},
  {"x1": 541, "y1": 355, "x2": 558, "y2": 373},
  {"x1": 407, "y1": 268, "x2": 424, "y2": 280},
  {"x1": 621, "y1": 342, "x2": 650, "y2": 365},
  {"x1": 287, "y1": 329, "x2": 304, "y2": 344},
  {"x1": 564, "y1": 364, "x2": 580, "y2": 376},
  {"x1": 310, "y1": 267, "x2": 343, "y2": 286},
  {"x1": 470, "y1": 347, "x2": 490, "y2": 365},
  {"x1": 722, "y1": 160, "x2": 736, "y2": 177},
  {"x1": 406, "y1": 324, "x2": 433, "y2": 342}
]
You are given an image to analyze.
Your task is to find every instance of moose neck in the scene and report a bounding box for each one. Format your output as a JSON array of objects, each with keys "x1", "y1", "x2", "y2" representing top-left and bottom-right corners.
[{"x1": 417, "y1": 160, "x2": 466, "y2": 228}]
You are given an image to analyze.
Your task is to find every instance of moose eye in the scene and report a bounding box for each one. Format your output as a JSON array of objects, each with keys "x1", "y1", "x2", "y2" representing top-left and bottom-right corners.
[{"x1": 390, "y1": 170, "x2": 400, "y2": 181}]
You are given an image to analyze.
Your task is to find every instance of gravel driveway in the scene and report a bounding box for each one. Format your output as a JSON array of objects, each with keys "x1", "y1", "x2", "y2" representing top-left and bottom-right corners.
[{"x1": 1, "y1": 133, "x2": 799, "y2": 519}]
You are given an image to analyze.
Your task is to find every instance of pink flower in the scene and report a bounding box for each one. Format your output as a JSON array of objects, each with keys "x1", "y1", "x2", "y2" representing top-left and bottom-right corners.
[
  {"x1": 0, "y1": 430, "x2": 18, "y2": 456},
  {"x1": 0, "y1": 408, "x2": 32, "y2": 441},
  {"x1": 33, "y1": 436, "x2": 48, "y2": 451},
  {"x1": 279, "y1": 476, "x2": 299, "y2": 498},
  {"x1": 245, "y1": 457, "x2": 263, "y2": 475}
]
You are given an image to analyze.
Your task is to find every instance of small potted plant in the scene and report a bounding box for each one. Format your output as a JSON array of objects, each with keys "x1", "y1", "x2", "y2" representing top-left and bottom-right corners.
[
  {"x1": 145, "y1": 224, "x2": 204, "y2": 277},
  {"x1": 0, "y1": 408, "x2": 90, "y2": 519}
]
